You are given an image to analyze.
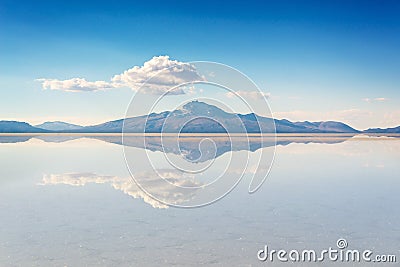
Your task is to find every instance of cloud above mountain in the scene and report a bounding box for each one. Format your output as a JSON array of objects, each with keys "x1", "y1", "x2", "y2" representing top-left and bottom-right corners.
[{"x1": 36, "y1": 56, "x2": 205, "y2": 94}]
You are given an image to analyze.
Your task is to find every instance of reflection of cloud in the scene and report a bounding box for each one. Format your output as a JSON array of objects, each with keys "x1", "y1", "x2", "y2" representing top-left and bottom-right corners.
[
  {"x1": 40, "y1": 170, "x2": 201, "y2": 209},
  {"x1": 36, "y1": 56, "x2": 205, "y2": 94},
  {"x1": 228, "y1": 163, "x2": 269, "y2": 175},
  {"x1": 363, "y1": 163, "x2": 385, "y2": 168},
  {"x1": 40, "y1": 173, "x2": 124, "y2": 186},
  {"x1": 226, "y1": 90, "x2": 270, "y2": 100}
]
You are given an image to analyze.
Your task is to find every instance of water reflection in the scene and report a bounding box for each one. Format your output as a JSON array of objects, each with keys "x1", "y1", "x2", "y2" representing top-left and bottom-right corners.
[
  {"x1": 2, "y1": 133, "x2": 399, "y2": 208},
  {"x1": 0, "y1": 134, "x2": 363, "y2": 162},
  {"x1": 1, "y1": 134, "x2": 400, "y2": 266},
  {"x1": 40, "y1": 171, "x2": 201, "y2": 209}
]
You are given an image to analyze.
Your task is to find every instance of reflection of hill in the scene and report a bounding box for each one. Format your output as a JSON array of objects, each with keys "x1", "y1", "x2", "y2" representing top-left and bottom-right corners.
[
  {"x1": 106, "y1": 136, "x2": 276, "y2": 162},
  {"x1": 0, "y1": 136, "x2": 33, "y2": 143},
  {"x1": 35, "y1": 135, "x2": 81, "y2": 143},
  {"x1": 0, "y1": 135, "x2": 80, "y2": 143},
  {"x1": 0, "y1": 134, "x2": 357, "y2": 162},
  {"x1": 90, "y1": 135, "x2": 353, "y2": 162}
]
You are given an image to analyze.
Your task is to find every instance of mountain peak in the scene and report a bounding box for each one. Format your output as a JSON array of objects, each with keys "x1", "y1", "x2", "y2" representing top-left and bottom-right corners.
[
  {"x1": 180, "y1": 100, "x2": 231, "y2": 117},
  {"x1": 182, "y1": 100, "x2": 211, "y2": 110}
]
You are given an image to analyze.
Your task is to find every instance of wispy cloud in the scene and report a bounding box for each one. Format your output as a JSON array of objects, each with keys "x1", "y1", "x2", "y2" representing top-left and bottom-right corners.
[
  {"x1": 36, "y1": 56, "x2": 205, "y2": 94},
  {"x1": 36, "y1": 78, "x2": 116, "y2": 92},
  {"x1": 362, "y1": 97, "x2": 388, "y2": 103},
  {"x1": 225, "y1": 90, "x2": 270, "y2": 100}
]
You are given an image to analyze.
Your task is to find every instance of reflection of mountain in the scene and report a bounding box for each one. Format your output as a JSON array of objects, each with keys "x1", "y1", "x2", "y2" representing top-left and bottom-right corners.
[
  {"x1": 0, "y1": 134, "x2": 357, "y2": 162},
  {"x1": 35, "y1": 135, "x2": 81, "y2": 143},
  {"x1": 40, "y1": 171, "x2": 201, "y2": 209},
  {"x1": 0, "y1": 135, "x2": 81, "y2": 143},
  {"x1": 0, "y1": 135, "x2": 32, "y2": 143},
  {"x1": 98, "y1": 136, "x2": 277, "y2": 162},
  {"x1": 115, "y1": 136, "x2": 354, "y2": 162},
  {"x1": 0, "y1": 133, "x2": 333, "y2": 164}
]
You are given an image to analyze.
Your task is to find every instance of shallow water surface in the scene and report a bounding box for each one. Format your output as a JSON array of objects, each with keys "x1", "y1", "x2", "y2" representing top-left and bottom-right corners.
[{"x1": 0, "y1": 135, "x2": 399, "y2": 266}]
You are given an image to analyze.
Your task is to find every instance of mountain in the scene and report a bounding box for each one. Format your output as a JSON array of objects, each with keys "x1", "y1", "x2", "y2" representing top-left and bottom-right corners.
[
  {"x1": 36, "y1": 121, "x2": 84, "y2": 131},
  {"x1": 364, "y1": 126, "x2": 400, "y2": 134},
  {"x1": 70, "y1": 101, "x2": 359, "y2": 133},
  {"x1": 0, "y1": 101, "x2": 371, "y2": 133},
  {"x1": 0, "y1": 121, "x2": 49, "y2": 133}
]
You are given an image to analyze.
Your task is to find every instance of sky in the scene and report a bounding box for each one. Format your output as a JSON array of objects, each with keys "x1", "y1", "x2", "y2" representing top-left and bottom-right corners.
[{"x1": 0, "y1": 0, "x2": 399, "y2": 130}]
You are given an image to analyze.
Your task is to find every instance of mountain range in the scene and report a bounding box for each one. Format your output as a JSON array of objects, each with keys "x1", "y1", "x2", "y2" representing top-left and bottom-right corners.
[
  {"x1": 0, "y1": 101, "x2": 398, "y2": 133},
  {"x1": 35, "y1": 121, "x2": 84, "y2": 131}
]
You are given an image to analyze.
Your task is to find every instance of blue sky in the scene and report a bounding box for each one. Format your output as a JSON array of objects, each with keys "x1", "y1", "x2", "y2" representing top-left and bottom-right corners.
[{"x1": 0, "y1": 0, "x2": 399, "y2": 129}]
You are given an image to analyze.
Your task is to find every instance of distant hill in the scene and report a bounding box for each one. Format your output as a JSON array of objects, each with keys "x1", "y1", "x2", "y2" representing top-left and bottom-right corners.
[
  {"x1": 293, "y1": 121, "x2": 359, "y2": 133},
  {"x1": 36, "y1": 121, "x2": 84, "y2": 131},
  {"x1": 0, "y1": 121, "x2": 49, "y2": 133},
  {"x1": 364, "y1": 126, "x2": 400, "y2": 134}
]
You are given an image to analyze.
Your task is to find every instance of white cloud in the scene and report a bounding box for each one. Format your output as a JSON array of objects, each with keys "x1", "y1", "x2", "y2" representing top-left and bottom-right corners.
[
  {"x1": 36, "y1": 56, "x2": 205, "y2": 94},
  {"x1": 36, "y1": 78, "x2": 116, "y2": 92},
  {"x1": 112, "y1": 55, "x2": 205, "y2": 94},
  {"x1": 225, "y1": 90, "x2": 271, "y2": 100}
]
